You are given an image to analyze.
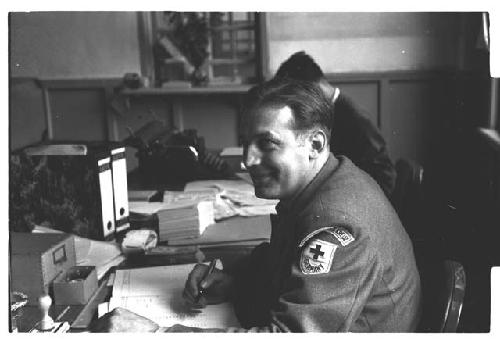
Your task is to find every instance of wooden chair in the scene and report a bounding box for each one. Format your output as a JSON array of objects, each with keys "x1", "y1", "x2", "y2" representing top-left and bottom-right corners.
[
  {"x1": 393, "y1": 159, "x2": 466, "y2": 332},
  {"x1": 417, "y1": 259, "x2": 466, "y2": 332}
]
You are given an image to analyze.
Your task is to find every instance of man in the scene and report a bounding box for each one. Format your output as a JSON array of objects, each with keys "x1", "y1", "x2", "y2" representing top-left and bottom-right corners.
[
  {"x1": 91, "y1": 78, "x2": 421, "y2": 332},
  {"x1": 275, "y1": 51, "x2": 396, "y2": 197}
]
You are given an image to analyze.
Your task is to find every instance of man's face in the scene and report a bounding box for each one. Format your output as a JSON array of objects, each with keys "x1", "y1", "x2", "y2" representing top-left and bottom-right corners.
[{"x1": 241, "y1": 105, "x2": 312, "y2": 201}]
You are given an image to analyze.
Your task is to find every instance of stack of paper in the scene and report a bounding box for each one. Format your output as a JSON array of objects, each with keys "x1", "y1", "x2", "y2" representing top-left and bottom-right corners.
[
  {"x1": 167, "y1": 215, "x2": 271, "y2": 247},
  {"x1": 163, "y1": 189, "x2": 218, "y2": 209},
  {"x1": 129, "y1": 190, "x2": 217, "y2": 244},
  {"x1": 156, "y1": 200, "x2": 214, "y2": 243},
  {"x1": 109, "y1": 264, "x2": 240, "y2": 329}
]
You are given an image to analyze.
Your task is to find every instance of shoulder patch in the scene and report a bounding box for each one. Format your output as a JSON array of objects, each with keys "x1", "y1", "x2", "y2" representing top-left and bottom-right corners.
[
  {"x1": 300, "y1": 238, "x2": 338, "y2": 275},
  {"x1": 327, "y1": 226, "x2": 355, "y2": 246}
]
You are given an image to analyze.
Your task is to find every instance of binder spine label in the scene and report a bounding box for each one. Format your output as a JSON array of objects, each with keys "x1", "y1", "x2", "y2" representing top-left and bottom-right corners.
[
  {"x1": 97, "y1": 157, "x2": 115, "y2": 239},
  {"x1": 98, "y1": 162, "x2": 111, "y2": 172}
]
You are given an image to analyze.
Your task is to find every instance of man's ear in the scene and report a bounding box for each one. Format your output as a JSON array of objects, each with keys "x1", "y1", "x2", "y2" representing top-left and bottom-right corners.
[{"x1": 308, "y1": 130, "x2": 327, "y2": 159}]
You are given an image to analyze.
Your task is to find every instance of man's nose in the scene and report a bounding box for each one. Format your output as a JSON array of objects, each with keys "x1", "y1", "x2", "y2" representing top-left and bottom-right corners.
[{"x1": 243, "y1": 144, "x2": 261, "y2": 168}]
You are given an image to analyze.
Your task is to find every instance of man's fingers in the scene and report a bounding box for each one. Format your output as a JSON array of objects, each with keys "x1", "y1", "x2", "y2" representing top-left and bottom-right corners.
[
  {"x1": 199, "y1": 270, "x2": 219, "y2": 289},
  {"x1": 182, "y1": 288, "x2": 206, "y2": 308},
  {"x1": 186, "y1": 264, "x2": 206, "y2": 295},
  {"x1": 183, "y1": 264, "x2": 212, "y2": 305},
  {"x1": 182, "y1": 288, "x2": 194, "y2": 302}
]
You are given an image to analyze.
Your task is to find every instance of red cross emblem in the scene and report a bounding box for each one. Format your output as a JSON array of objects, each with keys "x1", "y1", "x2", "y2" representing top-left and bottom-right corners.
[{"x1": 310, "y1": 244, "x2": 325, "y2": 259}]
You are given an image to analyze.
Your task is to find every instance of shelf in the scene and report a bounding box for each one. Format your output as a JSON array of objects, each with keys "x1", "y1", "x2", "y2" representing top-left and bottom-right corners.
[{"x1": 121, "y1": 84, "x2": 252, "y2": 96}]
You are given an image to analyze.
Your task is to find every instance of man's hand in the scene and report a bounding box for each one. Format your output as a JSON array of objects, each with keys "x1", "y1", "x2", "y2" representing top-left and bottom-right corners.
[
  {"x1": 182, "y1": 263, "x2": 235, "y2": 307},
  {"x1": 90, "y1": 307, "x2": 159, "y2": 332}
]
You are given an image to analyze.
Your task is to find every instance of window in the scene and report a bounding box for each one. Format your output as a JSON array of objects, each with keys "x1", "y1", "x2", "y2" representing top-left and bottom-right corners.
[{"x1": 144, "y1": 12, "x2": 265, "y2": 87}]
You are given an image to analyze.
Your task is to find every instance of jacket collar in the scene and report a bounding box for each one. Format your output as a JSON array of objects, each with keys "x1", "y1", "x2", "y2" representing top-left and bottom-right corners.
[{"x1": 276, "y1": 153, "x2": 340, "y2": 217}]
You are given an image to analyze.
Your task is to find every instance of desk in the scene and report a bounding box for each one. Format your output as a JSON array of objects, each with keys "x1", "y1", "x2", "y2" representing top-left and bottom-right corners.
[{"x1": 12, "y1": 221, "x2": 265, "y2": 332}]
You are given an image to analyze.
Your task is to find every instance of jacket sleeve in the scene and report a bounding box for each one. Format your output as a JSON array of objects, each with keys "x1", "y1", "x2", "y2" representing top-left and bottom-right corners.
[
  {"x1": 224, "y1": 242, "x2": 273, "y2": 328},
  {"x1": 162, "y1": 227, "x2": 382, "y2": 332},
  {"x1": 165, "y1": 227, "x2": 382, "y2": 333}
]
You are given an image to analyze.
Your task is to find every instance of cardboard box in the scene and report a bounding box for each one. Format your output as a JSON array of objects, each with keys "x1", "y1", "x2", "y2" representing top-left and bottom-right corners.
[
  {"x1": 53, "y1": 266, "x2": 98, "y2": 305},
  {"x1": 10, "y1": 233, "x2": 76, "y2": 305}
]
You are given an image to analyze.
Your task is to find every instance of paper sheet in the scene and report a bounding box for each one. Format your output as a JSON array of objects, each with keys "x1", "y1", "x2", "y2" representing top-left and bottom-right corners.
[
  {"x1": 184, "y1": 180, "x2": 278, "y2": 217},
  {"x1": 74, "y1": 236, "x2": 125, "y2": 280},
  {"x1": 128, "y1": 202, "x2": 168, "y2": 214},
  {"x1": 109, "y1": 264, "x2": 240, "y2": 329}
]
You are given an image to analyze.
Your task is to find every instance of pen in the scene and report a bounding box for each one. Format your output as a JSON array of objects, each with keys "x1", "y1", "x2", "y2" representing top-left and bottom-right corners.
[{"x1": 195, "y1": 259, "x2": 218, "y2": 303}]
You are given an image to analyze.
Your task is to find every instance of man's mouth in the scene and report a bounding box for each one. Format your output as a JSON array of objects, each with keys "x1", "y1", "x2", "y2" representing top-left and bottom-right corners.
[{"x1": 249, "y1": 171, "x2": 273, "y2": 184}]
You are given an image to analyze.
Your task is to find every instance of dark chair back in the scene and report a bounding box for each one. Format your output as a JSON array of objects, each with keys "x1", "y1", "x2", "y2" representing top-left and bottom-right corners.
[{"x1": 417, "y1": 259, "x2": 466, "y2": 332}]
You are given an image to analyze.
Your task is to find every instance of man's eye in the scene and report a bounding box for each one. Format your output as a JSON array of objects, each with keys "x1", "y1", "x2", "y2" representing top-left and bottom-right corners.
[{"x1": 257, "y1": 138, "x2": 277, "y2": 150}]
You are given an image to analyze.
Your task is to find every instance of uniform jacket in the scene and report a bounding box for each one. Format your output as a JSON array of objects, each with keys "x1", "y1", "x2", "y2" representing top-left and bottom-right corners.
[
  {"x1": 224, "y1": 154, "x2": 421, "y2": 332},
  {"x1": 331, "y1": 94, "x2": 396, "y2": 198}
]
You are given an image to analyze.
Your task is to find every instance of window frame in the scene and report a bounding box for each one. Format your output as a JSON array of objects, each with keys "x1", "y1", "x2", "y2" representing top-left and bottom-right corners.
[{"x1": 137, "y1": 12, "x2": 267, "y2": 88}]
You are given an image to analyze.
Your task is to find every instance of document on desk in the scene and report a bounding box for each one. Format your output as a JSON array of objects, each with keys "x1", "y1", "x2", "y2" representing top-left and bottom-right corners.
[
  {"x1": 109, "y1": 264, "x2": 240, "y2": 329},
  {"x1": 184, "y1": 179, "x2": 278, "y2": 217}
]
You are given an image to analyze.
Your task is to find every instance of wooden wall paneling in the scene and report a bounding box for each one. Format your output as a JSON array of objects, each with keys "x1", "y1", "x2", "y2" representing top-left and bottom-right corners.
[
  {"x1": 327, "y1": 73, "x2": 450, "y2": 166},
  {"x1": 36, "y1": 79, "x2": 125, "y2": 143},
  {"x1": 104, "y1": 87, "x2": 120, "y2": 141},
  {"x1": 388, "y1": 76, "x2": 452, "y2": 166},
  {"x1": 179, "y1": 95, "x2": 240, "y2": 150},
  {"x1": 334, "y1": 81, "x2": 380, "y2": 127},
  {"x1": 386, "y1": 80, "x2": 423, "y2": 164},
  {"x1": 15, "y1": 73, "x2": 458, "y2": 169},
  {"x1": 49, "y1": 88, "x2": 109, "y2": 141},
  {"x1": 9, "y1": 79, "x2": 46, "y2": 151},
  {"x1": 41, "y1": 87, "x2": 53, "y2": 139},
  {"x1": 379, "y1": 78, "x2": 392, "y2": 151}
]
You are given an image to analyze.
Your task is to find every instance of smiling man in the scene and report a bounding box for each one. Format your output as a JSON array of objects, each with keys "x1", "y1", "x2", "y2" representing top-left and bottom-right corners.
[
  {"x1": 243, "y1": 104, "x2": 321, "y2": 200},
  {"x1": 92, "y1": 78, "x2": 421, "y2": 333}
]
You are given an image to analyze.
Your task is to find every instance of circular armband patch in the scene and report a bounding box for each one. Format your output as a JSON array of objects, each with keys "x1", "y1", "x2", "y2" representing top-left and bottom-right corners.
[{"x1": 300, "y1": 238, "x2": 338, "y2": 275}]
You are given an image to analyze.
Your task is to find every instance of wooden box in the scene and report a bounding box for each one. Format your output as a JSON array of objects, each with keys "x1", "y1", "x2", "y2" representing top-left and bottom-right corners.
[
  {"x1": 10, "y1": 233, "x2": 76, "y2": 305},
  {"x1": 53, "y1": 266, "x2": 98, "y2": 305}
]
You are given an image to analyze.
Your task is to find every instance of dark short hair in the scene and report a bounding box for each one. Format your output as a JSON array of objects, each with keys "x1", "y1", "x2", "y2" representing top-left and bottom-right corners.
[
  {"x1": 242, "y1": 77, "x2": 333, "y2": 142},
  {"x1": 275, "y1": 51, "x2": 324, "y2": 82}
]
